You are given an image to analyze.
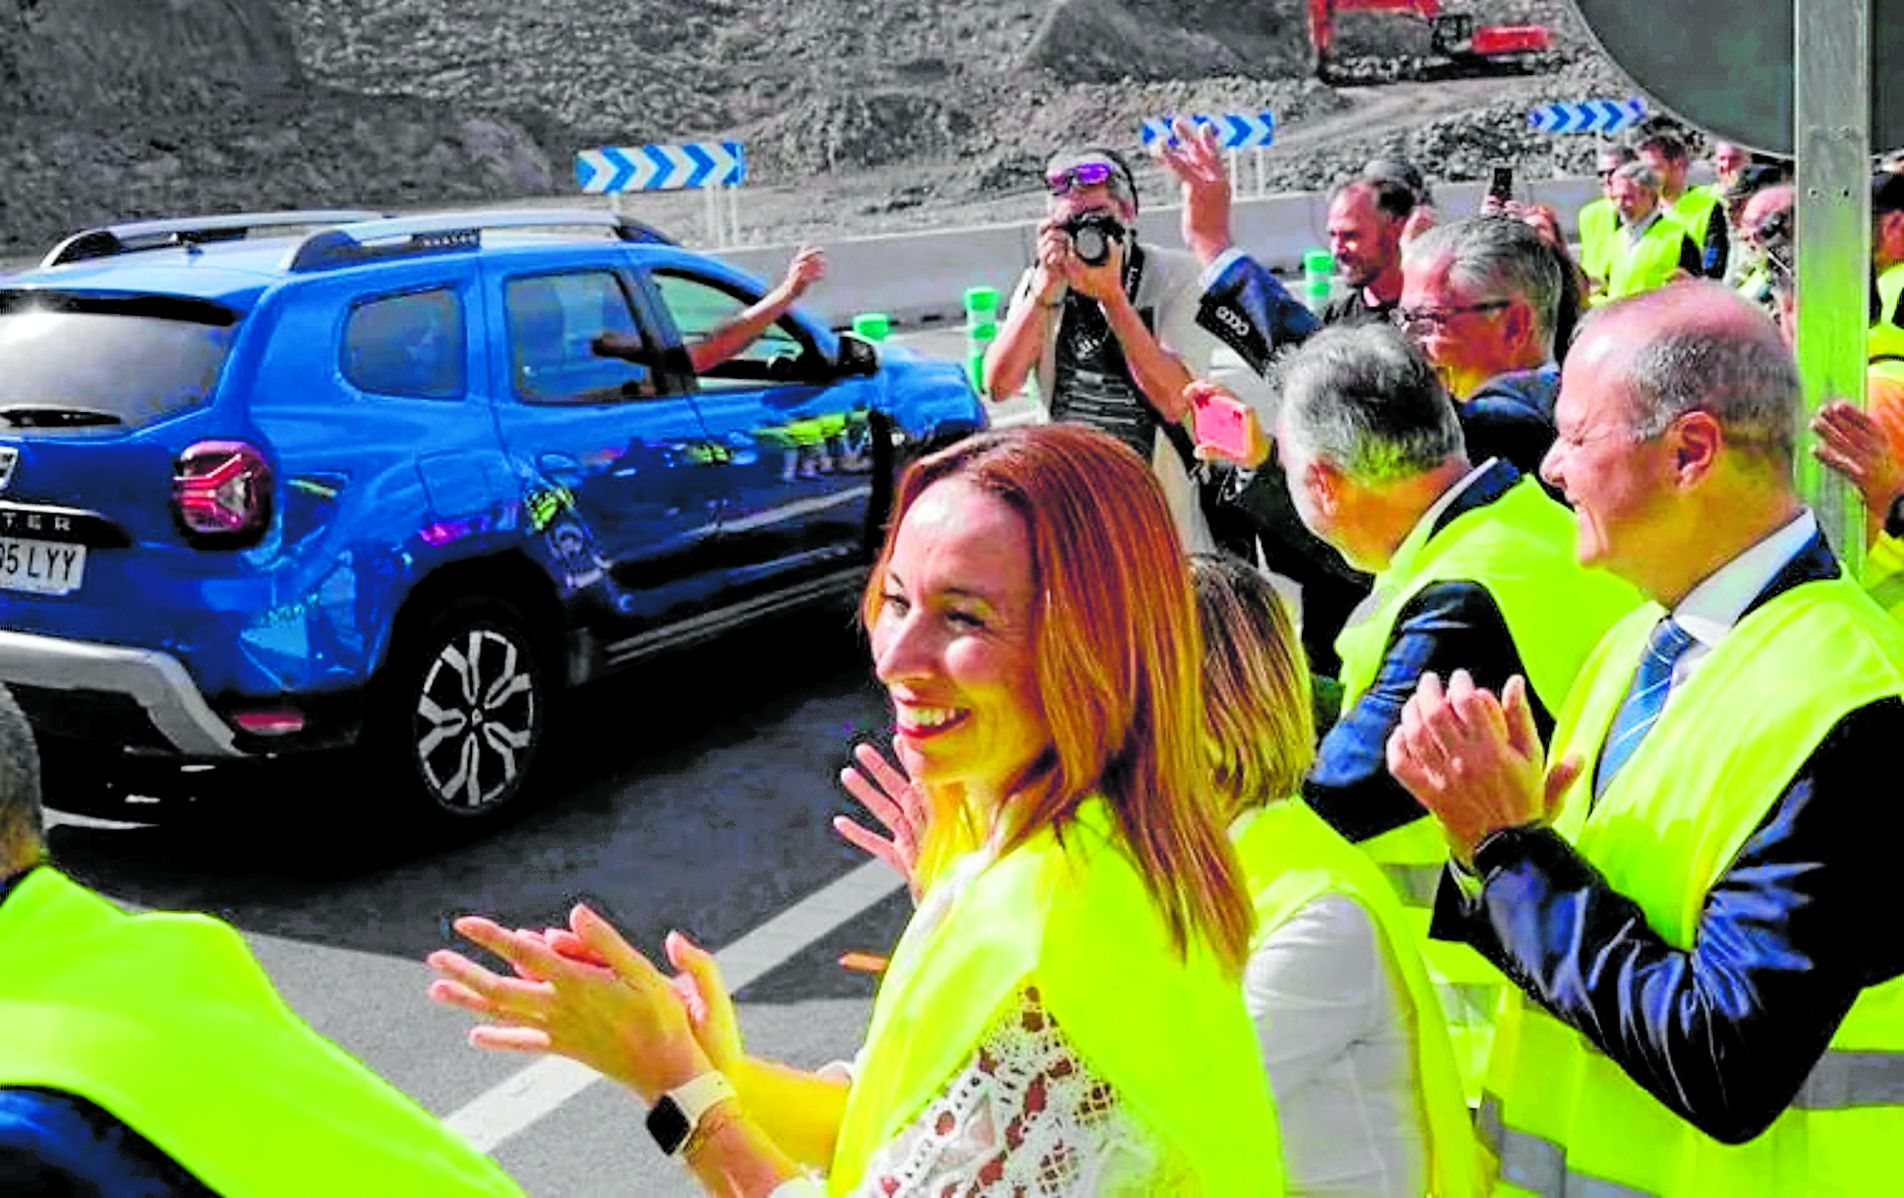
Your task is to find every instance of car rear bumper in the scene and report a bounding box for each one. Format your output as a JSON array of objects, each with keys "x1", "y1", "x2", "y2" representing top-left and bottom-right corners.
[{"x1": 0, "y1": 630, "x2": 242, "y2": 757}]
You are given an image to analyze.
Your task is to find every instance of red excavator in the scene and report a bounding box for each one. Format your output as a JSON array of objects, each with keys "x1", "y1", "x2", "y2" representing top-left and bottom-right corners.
[{"x1": 1307, "y1": 0, "x2": 1553, "y2": 80}]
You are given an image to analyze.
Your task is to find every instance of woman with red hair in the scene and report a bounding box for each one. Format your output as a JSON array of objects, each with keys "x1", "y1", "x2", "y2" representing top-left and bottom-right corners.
[{"x1": 426, "y1": 425, "x2": 1286, "y2": 1196}]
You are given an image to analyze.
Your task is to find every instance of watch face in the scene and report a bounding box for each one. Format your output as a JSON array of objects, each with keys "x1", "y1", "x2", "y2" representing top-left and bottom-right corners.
[{"x1": 646, "y1": 1095, "x2": 692, "y2": 1156}]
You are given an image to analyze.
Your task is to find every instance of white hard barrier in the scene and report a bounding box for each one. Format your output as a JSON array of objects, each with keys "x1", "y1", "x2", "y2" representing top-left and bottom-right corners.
[{"x1": 722, "y1": 175, "x2": 1608, "y2": 329}]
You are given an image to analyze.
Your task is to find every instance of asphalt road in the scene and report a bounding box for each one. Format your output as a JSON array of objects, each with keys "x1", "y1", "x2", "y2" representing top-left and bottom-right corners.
[
  {"x1": 49, "y1": 600, "x2": 920, "y2": 1196},
  {"x1": 37, "y1": 325, "x2": 1020, "y2": 1197}
]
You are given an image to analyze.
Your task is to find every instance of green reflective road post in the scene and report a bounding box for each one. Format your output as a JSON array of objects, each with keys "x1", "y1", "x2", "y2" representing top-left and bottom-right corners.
[
  {"x1": 1795, "y1": 0, "x2": 1869, "y2": 571},
  {"x1": 963, "y1": 285, "x2": 1000, "y2": 393},
  {"x1": 1304, "y1": 249, "x2": 1335, "y2": 316},
  {"x1": 851, "y1": 312, "x2": 891, "y2": 342}
]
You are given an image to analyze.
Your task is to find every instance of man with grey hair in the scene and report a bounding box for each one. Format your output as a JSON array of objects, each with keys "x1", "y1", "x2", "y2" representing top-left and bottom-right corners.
[
  {"x1": 1389, "y1": 282, "x2": 1904, "y2": 1190},
  {"x1": 1273, "y1": 323, "x2": 1640, "y2": 1097},
  {"x1": 0, "y1": 683, "x2": 524, "y2": 1194},
  {"x1": 1601, "y1": 160, "x2": 1701, "y2": 302},
  {"x1": 1399, "y1": 216, "x2": 1567, "y2": 481}
]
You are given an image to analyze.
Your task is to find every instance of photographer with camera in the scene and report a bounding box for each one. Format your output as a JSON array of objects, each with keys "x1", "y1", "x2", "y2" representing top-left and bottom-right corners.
[{"x1": 985, "y1": 148, "x2": 1247, "y2": 549}]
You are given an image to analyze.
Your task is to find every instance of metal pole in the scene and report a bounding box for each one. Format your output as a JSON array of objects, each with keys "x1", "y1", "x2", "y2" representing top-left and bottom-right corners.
[
  {"x1": 1794, "y1": 0, "x2": 1871, "y2": 570},
  {"x1": 1255, "y1": 147, "x2": 1266, "y2": 198}
]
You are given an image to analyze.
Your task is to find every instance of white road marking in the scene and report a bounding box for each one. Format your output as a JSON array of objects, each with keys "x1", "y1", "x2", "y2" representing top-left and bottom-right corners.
[{"x1": 443, "y1": 859, "x2": 906, "y2": 1153}]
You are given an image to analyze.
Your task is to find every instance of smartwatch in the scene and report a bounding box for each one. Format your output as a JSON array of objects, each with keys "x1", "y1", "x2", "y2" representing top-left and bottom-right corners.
[
  {"x1": 1885, "y1": 492, "x2": 1904, "y2": 541},
  {"x1": 646, "y1": 1071, "x2": 738, "y2": 1157}
]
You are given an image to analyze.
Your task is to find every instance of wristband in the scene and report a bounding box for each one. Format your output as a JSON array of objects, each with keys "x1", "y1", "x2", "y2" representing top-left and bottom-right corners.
[{"x1": 646, "y1": 1071, "x2": 738, "y2": 1158}]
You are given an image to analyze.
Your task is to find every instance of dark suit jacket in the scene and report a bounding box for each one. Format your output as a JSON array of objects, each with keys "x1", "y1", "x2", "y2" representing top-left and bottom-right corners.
[
  {"x1": 1303, "y1": 461, "x2": 1554, "y2": 842},
  {"x1": 1461, "y1": 366, "x2": 1559, "y2": 490},
  {"x1": 1434, "y1": 534, "x2": 1904, "y2": 1144}
]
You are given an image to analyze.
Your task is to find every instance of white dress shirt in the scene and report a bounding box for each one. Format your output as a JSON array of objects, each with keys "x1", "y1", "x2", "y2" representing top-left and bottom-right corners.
[{"x1": 1664, "y1": 510, "x2": 1818, "y2": 694}]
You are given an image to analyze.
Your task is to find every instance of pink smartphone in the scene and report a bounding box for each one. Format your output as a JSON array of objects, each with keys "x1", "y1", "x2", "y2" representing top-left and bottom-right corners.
[{"x1": 1193, "y1": 389, "x2": 1254, "y2": 462}]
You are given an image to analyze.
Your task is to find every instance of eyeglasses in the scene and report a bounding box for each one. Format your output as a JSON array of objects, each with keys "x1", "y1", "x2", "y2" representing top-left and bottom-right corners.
[
  {"x1": 1047, "y1": 161, "x2": 1120, "y2": 195},
  {"x1": 1390, "y1": 300, "x2": 1512, "y2": 335}
]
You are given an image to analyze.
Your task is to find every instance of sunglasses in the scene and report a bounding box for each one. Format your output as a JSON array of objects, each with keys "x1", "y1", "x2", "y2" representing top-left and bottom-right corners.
[{"x1": 1047, "y1": 161, "x2": 1121, "y2": 195}]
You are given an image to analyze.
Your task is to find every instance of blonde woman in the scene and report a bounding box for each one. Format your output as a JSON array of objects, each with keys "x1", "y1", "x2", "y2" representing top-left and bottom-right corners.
[{"x1": 1193, "y1": 553, "x2": 1475, "y2": 1197}]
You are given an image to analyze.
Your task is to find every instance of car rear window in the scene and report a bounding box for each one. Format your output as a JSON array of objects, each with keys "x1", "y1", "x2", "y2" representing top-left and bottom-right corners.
[
  {"x1": 342, "y1": 287, "x2": 465, "y2": 399},
  {"x1": 0, "y1": 291, "x2": 237, "y2": 430}
]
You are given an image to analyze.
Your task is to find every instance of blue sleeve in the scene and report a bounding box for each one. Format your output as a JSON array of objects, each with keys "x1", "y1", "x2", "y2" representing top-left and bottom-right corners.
[
  {"x1": 1304, "y1": 581, "x2": 1553, "y2": 843},
  {"x1": 0, "y1": 1087, "x2": 214, "y2": 1196},
  {"x1": 1702, "y1": 211, "x2": 1731, "y2": 280},
  {"x1": 1197, "y1": 251, "x2": 1319, "y2": 377},
  {"x1": 1447, "y1": 698, "x2": 1904, "y2": 1143}
]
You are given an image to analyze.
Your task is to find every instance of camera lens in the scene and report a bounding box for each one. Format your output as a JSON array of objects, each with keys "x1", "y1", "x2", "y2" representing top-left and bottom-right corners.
[{"x1": 1072, "y1": 224, "x2": 1108, "y2": 266}]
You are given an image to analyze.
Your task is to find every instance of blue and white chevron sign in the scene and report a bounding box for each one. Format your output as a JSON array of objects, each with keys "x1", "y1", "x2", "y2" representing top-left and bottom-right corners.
[
  {"x1": 575, "y1": 142, "x2": 747, "y2": 193},
  {"x1": 1526, "y1": 97, "x2": 1648, "y2": 136},
  {"x1": 1139, "y1": 111, "x2": 1276, "y2": 151}
]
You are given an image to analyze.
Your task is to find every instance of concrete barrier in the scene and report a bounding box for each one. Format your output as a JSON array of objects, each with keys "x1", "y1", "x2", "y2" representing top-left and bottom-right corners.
[{"x1": 723, "y1": 175, "x2": 1609, "y2": 328}]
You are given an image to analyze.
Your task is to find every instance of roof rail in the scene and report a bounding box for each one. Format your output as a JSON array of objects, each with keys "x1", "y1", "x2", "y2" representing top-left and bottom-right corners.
[
  {"x1": 41, "y1": 210, "x2": 390, "y2": 269},
  {"x1": 284, "y1": 210, "x2": 678, "y2": 273}
]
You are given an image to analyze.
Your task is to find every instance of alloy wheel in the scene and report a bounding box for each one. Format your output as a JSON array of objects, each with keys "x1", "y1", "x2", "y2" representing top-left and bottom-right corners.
[{"x1": 412, "y1": 626, "x2": 539, "y2": 812}]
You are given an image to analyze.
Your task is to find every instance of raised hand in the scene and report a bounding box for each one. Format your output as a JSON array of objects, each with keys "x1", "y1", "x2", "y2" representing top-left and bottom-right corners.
[
  {"x1": 782, "y1": 245, "x2": 827, "y2": 298},
  {"x1": 1154, "y1": 116, "x2": 1233, "y2": 266},
  {"x1": 834, "y1": 741, "x2": 926, "y2": 900}
]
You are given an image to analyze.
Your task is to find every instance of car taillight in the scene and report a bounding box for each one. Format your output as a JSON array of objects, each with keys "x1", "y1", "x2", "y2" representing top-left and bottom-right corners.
[{"x1": 173, "y1": 441, "x2": 273, "y2": 545}]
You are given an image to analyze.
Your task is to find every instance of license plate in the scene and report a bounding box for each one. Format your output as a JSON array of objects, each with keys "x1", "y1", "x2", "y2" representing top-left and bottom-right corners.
[{"x1": 0, "y1": 538, "x2": 86, "y2": 595}]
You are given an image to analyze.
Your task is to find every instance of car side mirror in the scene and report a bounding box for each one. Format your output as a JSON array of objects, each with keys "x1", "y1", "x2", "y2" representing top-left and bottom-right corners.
[{"x1": 836, "y1": 332, "x2": 879, "y2": 378}]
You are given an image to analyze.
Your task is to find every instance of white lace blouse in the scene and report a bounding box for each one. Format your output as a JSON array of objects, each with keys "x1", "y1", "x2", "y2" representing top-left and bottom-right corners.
[{"x1": 847, "y1": 984, "x2": 1180, "y2": 1196}]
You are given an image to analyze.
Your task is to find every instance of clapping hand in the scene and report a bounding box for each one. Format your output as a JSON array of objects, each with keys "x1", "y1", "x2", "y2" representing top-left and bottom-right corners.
[
  {"x1": 1811, "y1": 400, "x2": 1904, "y2": 524},
  {"x1": 426, "y1": 906, "x2": 716, "y2": 1102},
  {"x1": 1384, "y1": 671, "x2": 1582, "y2": 862},
  {"x1": 834, "y1": 741, "x2": 926, "y2": 901}
]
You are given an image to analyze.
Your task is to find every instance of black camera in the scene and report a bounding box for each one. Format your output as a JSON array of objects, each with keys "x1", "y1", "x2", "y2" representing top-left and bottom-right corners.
[{"x1": 1062, "y1": 213, "x2": 1127, "y2": 268}]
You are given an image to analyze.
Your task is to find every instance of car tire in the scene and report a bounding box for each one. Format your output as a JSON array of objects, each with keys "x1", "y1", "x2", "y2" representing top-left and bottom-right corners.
[
  {"x1": 37, "y1": 735, "x2": 131, "y2": 819},
  {"x1": 368, "y1": 597, "x2": 549, "y2": 830}
]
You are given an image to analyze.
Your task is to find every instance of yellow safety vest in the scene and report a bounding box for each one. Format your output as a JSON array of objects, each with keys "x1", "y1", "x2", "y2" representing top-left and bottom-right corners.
[
  {"x1": 1235, "y1": 799, "x2": 1479, "y2": 1197},
  {"x1": 1334, "y1": 476, "x2": 1642, "y2": 1098},
  {"x1": 1604, "y1": 213, "x2": 1694, "y2": 302},
  {"x1": 830, "y1": 797, "x2": 1285, "y2": 1195},
  {"x1": 1484, "y1": 575, "x2": 1904, "y2": 1196},
  {"x1": 1577, "y1": 198, "x2": 1620, "y2": 285},
  {"x1": 0, "y1": 868, "x2": 523, "y2": 1198},
  {"x1": 1871, "y1": 262, "x2": 1904, "y2": 362},
  {"x1": 1668, "y1": 186, "x2": 1722, "y2": 266}
]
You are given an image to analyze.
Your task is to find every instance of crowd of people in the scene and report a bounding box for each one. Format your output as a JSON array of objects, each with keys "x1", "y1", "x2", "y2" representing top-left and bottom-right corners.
[{"x1": 6, "y1": 118, "x2": 1904, "y2": 1198}]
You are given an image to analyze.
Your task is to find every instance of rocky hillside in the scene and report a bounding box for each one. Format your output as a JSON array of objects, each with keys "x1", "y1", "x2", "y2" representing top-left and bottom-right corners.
[{"x1": 1, "y1": 0, "x2": 1635, "y2": 257}]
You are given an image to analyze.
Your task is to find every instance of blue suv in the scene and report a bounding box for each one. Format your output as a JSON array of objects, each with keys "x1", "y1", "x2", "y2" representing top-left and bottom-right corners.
[{"x1": 0, "y1": 209, "x2": 984, "y2": 825}]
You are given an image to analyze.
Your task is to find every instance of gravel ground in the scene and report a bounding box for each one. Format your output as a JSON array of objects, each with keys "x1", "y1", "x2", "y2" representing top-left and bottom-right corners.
[{"x1": 1, "y1": 0, "x2": 1662, "y2": 258}]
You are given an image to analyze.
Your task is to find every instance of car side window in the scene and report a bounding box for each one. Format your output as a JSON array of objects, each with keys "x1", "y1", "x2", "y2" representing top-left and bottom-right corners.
[
  {"x1": 505, "y1": 271, "x2": 656, "y2": 405},
  {"x1": 342, "y1": 288, "x2": 465, "y2": 399},
  {"x1": 650, "y1": 271, "x2": 810, "y2": 392}
]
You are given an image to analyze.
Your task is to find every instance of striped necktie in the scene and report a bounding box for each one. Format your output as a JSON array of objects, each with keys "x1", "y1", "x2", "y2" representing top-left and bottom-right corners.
[{"x1": 1593, "y1": 616, "x2": 1697, "y2": 801}]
